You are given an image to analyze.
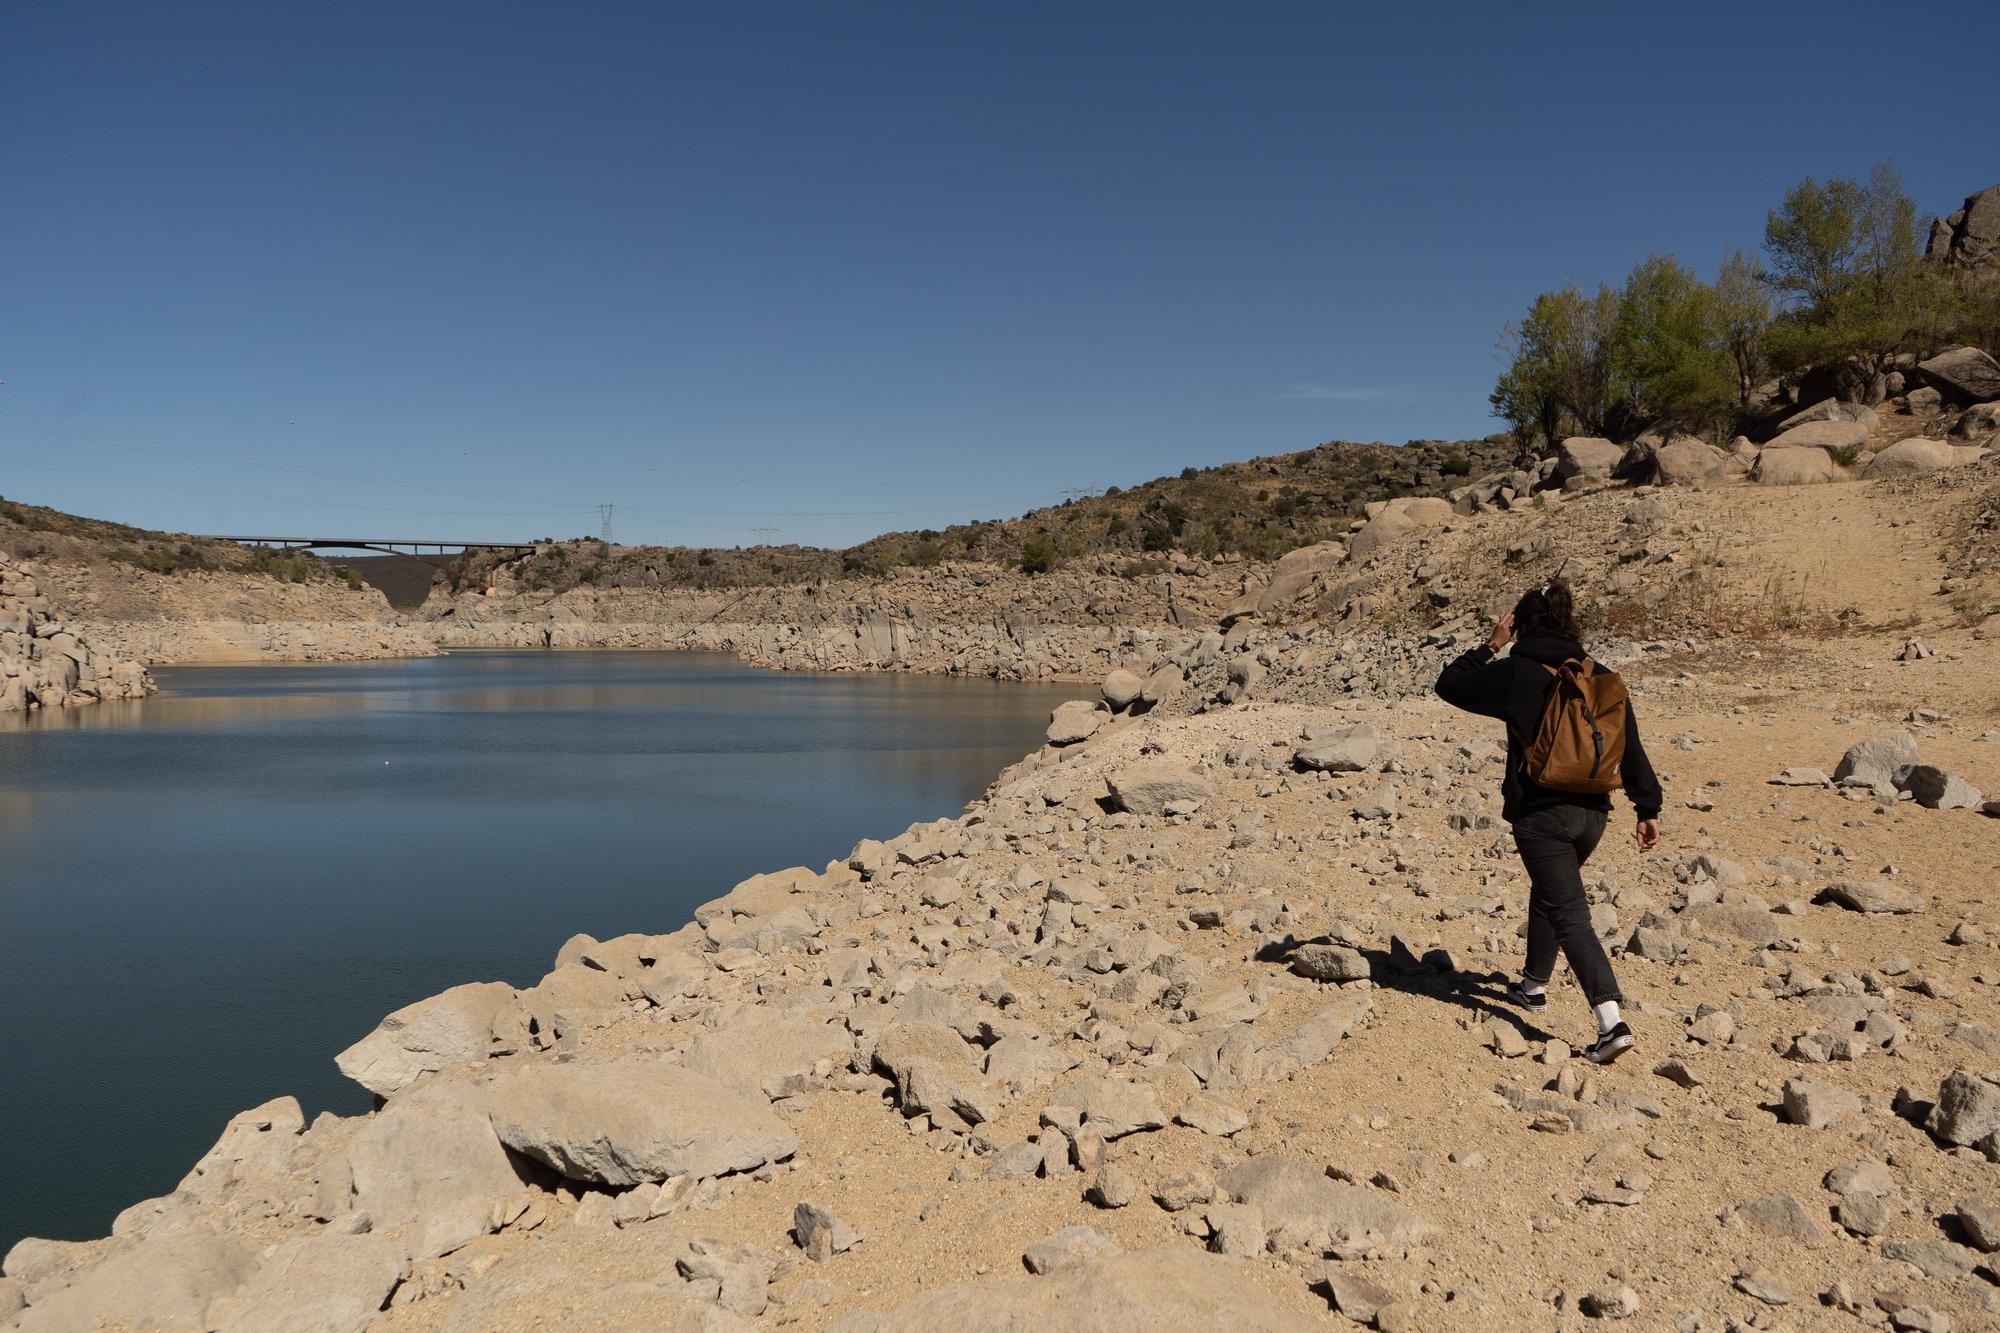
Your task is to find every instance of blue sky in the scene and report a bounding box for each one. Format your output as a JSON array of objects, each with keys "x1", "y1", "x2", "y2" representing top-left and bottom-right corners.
[{"x1": 2, "y1": 3, "x2": 1992, "y2": 549}]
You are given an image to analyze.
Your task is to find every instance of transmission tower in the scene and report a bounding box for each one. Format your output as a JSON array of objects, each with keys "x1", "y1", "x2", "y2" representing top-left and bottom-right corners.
[
  {"x1": 751, "y1": 526, "x2": 779, "y2": 546},
  {"x1": 597, "y1": 503, "x2": 616, "y2": 544}
]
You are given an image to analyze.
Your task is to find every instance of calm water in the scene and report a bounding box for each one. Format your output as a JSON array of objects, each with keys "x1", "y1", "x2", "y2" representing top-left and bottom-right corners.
[{"x1": 0, "y1": 651, "x2": 1082, "y2": 1251}]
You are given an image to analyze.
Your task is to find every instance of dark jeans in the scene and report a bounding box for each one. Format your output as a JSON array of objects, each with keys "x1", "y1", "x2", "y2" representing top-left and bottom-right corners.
[{"x1": 1512, "y1": 804, "x2": 1621, "y2": 1005}]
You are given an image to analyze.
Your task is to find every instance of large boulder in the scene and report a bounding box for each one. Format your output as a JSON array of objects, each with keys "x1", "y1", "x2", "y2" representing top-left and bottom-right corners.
[
  {"x1": 1953, "y1": 401, "x2": 2000, "y2": 440},
  {"x1": 1099, "y1": 669, "x2": 1144, "y2": 710},
  {"x1": 480, "y1": 1058, "x2": 797, "y2": 1187},
  {"x1": 1650, "y1": 437, "x2": 1728, "y2": 485},
  {"x1": 1929, "y1": 1070, "x2": 2000, "y2": 1148},
  {"x1": 1255, "y1": 541, "x2": 1345, "y2": 614},
  {"x1": 1553, "y1": 437, "x2": 1625, "y2": 484},
  {"x1": 205, "y1": 1233, "x2": 405, "y2": 1333},
  {"x1": 1047, "y1": 699, "x2": 1108, "y2": 746},
  {"x1": 1927, "y1": 184, "x2": 2000, "y2": 270},
  {"x1": 1862, "y1": 437, "x2": 1956, "y2": 479},
  {"x1": 825, "y1": 1247, "x2": 1310, "y2": 1331},
  {"x1": 1776, "y1": 399, "x2": 1877, "y2": 432},
  {"x1": 1764, "y1": 420, "x2": 1869, "y2": 452},
  {"x1": 1347, "y1": 497, "x2": 1451, "y2": 560},
  {"x1": 1220, "y1": 1155, "x2": 1436, "y2": 1248},
  {"x1": 1294, "y1": 721, "x2": 1397, "y2": 772},
  {"x1": 334, "y1": 981, "x2": 515, "y2": 1098},
  {"x1": 6, "y1": 1227, "x2": 255, "y2": 1333},
  {"x1": 682, "y1": 1011, "x2": 853, "y2": 1100},
  {"x1": 1105, "y1": 761, "x2": 1210, "y2": 816},
  {"x1": 1917, "y1": 345, "x2": 2000, "y2": 402},
  {"x1": 1833, "y1": 734, "x2": 1918, "y2": 793},
  {"x1": 1755, "y1": 447, "x2": 1842, "y2": 485},
  {"x1": 337, "y1": 1085, "x2": 533, "y2": 1229}
]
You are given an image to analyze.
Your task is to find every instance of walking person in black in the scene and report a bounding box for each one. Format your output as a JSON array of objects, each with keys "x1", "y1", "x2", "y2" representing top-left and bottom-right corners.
[{"x1": 1435, "y1": 581, "x2": 1662, "y2": 1064}]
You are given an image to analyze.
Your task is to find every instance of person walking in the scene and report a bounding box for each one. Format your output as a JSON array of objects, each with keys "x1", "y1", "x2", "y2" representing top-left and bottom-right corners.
[{"x1": 1435, "y1": 580, "x2": 1661, "y2": 1064}]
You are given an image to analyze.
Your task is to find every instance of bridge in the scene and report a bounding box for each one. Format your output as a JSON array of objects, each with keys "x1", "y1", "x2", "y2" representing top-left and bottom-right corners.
[{"x1": 196, "y1": 536, "x2": 539, "y2": 557}]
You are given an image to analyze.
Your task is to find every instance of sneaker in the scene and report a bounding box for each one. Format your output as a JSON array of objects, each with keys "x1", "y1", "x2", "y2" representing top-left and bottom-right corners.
[
  {"x1": 1585, "y1": 1021, "x2": 1635, "y2": 1065},
  {"x1": 1506, "y1": 979, "x2": 1548, "y2": 1010}
]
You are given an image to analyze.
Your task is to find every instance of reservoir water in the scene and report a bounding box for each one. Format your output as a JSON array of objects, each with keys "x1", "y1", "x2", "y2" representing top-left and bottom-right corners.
[{"x1": 0, "y1": 650, "x2": 1083, "y2": 1252}]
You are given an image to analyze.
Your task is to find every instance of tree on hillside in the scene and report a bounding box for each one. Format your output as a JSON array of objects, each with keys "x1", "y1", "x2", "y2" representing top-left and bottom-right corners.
[
  {"x1": 1714, "y1": 249, "x2": 1771, "y2": 403},
  {"x1": 1761, "y1": 160, "x2": 1930, "y2": 383},
  {"x1": 1609, "y1": 254, "x2": 1737, "y2": 433},
  {"x1": 1490, "y1": 283, "x2": 1620, "y2": 446}
]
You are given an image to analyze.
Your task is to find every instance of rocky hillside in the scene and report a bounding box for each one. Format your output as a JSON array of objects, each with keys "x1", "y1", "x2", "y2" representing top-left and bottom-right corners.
[
  {"x1": 0, "y1": 498, "x2": 435, "y2": 665},
  {"x1": 448, "y1": 436, "x2": 1519, "y2": 598},
  {"x1": 0, "y1": 553, "x2": 150, "y2": 712}
]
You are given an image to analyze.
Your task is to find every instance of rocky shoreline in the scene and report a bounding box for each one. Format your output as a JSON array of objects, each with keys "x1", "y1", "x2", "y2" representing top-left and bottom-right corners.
[{"x1": 5, "y1": 576, "x2": 1999, "y2": 1328}]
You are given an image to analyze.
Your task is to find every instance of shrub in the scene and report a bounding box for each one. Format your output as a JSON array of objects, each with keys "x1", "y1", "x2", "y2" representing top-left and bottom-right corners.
[
  {"x1": 1180, "y1": 466, "x2": 1198, "y2": 480},
  {"x1": 0, "y1": 504, "x2": 23, "y2": 525},
  {"x1": 1106, "y1": 515, "x2": 1129, "y2": 537},
  {"x1": 696, "y1": 552, "x2": 716, "y2": 567},
  {"x1": 140, "y1": 547, "x2": 176, "y2": 574},
  {"x1": 1830, "y1": 444, "x2": 1865, "y2": 467},
  {"x1": 341, "y1": 568, "x2": 365, "y2": 590},
  {"x1": 1020, "y1": 534, "x2": 1056, "y2": 574}
]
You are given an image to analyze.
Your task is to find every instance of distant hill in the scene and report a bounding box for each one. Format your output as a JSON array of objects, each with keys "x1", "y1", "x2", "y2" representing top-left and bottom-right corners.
[{"x1": 458, "y1": 435, "x2": 1517, "y2": 595}]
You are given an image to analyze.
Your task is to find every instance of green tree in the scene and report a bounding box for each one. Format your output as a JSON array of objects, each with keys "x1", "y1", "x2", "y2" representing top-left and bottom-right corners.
[
  {"x1": 1609, "y1": 254, "x2": 1736, "y2": 433},
  {"x1": 1490, "y1": 283, "x2": 1620, "y2": 447},
  {"x1": 1714, "y1": 249, "x2": 1771, "y2": 403},
  {"x1": 1761, "y1": 160, "x2": 1927, "y2": 382}
]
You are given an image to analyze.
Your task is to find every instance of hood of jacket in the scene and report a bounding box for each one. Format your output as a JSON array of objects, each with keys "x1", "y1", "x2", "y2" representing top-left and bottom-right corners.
[{"x1": 1513, "y1": 634, "x2": 1586, "y2": 666}]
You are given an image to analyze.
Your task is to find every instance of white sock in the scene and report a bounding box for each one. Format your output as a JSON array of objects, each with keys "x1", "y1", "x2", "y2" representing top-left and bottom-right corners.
[
  {"x1": 1594, "y1": 1001, "x2": 1622, "y2": 1034},
  {"x1": 1518, "y1": 976, "x2": 1546, "y2": 996}
]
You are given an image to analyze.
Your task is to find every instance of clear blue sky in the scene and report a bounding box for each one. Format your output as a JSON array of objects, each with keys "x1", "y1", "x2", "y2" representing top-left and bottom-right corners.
[{"x1": 2, "y1": 3, "x2": 1991, "y2": 549}]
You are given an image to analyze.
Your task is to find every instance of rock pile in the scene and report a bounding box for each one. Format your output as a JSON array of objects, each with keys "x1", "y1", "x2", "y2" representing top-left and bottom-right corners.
[{"x1": 0, "y1": 555, "x2": 151, "y2": 711}]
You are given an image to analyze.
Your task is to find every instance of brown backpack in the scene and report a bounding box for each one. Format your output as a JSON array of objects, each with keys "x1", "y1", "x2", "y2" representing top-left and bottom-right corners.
[{"x1": 1518, "y1": 657, "x2": 1629, "y2": 795}]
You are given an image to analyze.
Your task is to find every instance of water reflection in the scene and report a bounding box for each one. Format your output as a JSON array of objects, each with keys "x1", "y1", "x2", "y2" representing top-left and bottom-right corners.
[{"x1": 0, "y1": 651, "x2": 1083, "y2": 1250}]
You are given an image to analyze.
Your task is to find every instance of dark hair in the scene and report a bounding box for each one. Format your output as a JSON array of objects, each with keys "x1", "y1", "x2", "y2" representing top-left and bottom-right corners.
[{"x1": 1514, "y1": 579, "x2": 1582, "y2": 643}]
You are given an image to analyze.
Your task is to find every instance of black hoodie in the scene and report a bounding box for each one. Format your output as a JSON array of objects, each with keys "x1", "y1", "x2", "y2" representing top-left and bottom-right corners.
[{"x1": 1434, "y1": 634, "x2": 1663, "y2": 824}]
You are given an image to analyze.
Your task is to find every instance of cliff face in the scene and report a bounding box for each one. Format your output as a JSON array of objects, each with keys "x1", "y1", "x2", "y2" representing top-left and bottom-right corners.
[{"x1": 0, "y1": 555, "x2": 151, "y2": 712}]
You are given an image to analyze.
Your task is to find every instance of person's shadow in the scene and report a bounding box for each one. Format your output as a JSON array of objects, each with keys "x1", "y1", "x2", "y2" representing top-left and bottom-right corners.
[{"x1": 1256, "y1": 934, "x2": 1550, "y2": 1046}]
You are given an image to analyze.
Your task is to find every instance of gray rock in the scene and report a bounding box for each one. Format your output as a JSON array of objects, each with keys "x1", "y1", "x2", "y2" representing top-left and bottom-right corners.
[
  {"x1": 793, "y1": 1200, "x2": 858, "y2": 1262},
  {"x1": 1047, "y1": 699, "x2": 1108, "y2": 746},
  {"x1": 1955, "y1": 1197, "x2": 2000, "y2": 1252},
  {"x1": 1818, "y1": 879, "x2": 1924, "y2": 914},
  {"x1": 1832, "y1": 734, "x2": 1919, "y2": 790},
  {"x1": 1100, "y1": 669, "x2": 1144, "y2": 710},
  {"x1": 1021, "y1": 1225, "x2": 1121, "y2": 1275},
  {"x1": 334, "y1": 980, "x2": 515, "y2": 1098},
  {"x1": 1863, "y1": 438, "x2": 1956, "y2": 479},
  {"x1": 1581, "y1": 1283, "x2": 1642, "y2": 1318},
  {"x1": 1755, "y1": 447, "x2": 1842, "y2": 485},
  {"x1": 1289, "y1": 943, "x2": 1371, "y2": 983},
  {"x1": 1928, "y1": 1070, "x2": 2000, "y2": 1147},
  {"x1": 1104, "y1": 762, "x2": 1210, "y2": 816},
  {"x1": 1087, "y1": 1164, "x2": 1137, "y2": 1209},
  {"x1": 676, "y1": 1236, "x2": 778, "y2": 1316},
  {"x1": 340, "y1": 1086, "x2": 533, "y2": 1229},
  {"x1": 206, "y1": 1233, "x2": 404, "y2": 1333},
  {"x1": 1882, "y1": 1237, "x2": 1983, "y2": 1281},
  {"x1": 1733, "y1": 1267, "x2": 1792, "y2": 1305},
  {"x1": 1898, "y1": 764, "x2": 1985, "y2": 810},
  {"x1": 1783, "y1": 1076, "x2": 1861, "y2": 1129},
  {"x1": 1294, "y1": 722, "x2": 1398, "y2": 773},
  {"x1": 1918, "y1": 345, "x2": 2000, "y2": 402},
  {"x1": 7, "y1": 1226, "x2": 254, "y2": 1332},
  {"x1": 1553, "y1": 437, "x2": 1625, "y2": 483},
  {"x1": 1768, "y1": 766, "x2": 1833, "y2": 787},
  {"x1": 1728, "y1": 1191, "x2": 1820, "y2": 1238},
  {"x1": 1221, "y1": 1156, "x2": 1436, "y2": 1249},
  {"x1": 1173, "y1": 1093, "x2": 1250, "y2": 1137},
  {"x1": 482, "y1": 1058, "x2": 798, "y2": 1186},
  {"x1": 683, "y1": 1011, "x2": 853, "y2": 1101},
  {"x1": 1319, "y1": 1269, "x2": 1396, "y2": 1322},
  {"x1": 1044, "y1": 1077, "x2": 1164, "y2": 1140}
]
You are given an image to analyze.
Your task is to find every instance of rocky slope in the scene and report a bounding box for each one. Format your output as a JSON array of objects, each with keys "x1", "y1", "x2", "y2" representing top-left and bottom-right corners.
[
  {"x1": 6, "y1": 457, "x2": 1999, "y2": 1331},
  {"x1": 0, "y1": 553, "x2": 151, "y2": 712}
]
